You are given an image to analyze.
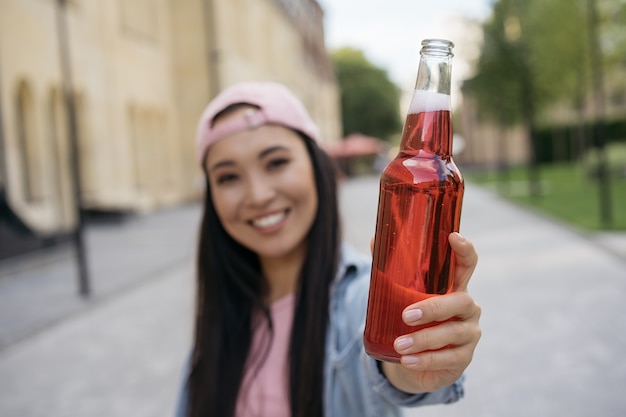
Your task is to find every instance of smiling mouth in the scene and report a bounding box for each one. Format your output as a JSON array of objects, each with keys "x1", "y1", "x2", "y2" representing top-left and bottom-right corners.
[{"x1": 250, "y1": 210, "x2": 288, "y2": 229}]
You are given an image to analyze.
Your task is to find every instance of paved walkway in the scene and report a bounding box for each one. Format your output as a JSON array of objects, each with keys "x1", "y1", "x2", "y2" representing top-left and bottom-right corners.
[
  {"x1": 0, "y1": 177, "x2": 625, "y2": 417},
  {"x1": 0, "y1": 203, "x2": 201, "y2": 350}
]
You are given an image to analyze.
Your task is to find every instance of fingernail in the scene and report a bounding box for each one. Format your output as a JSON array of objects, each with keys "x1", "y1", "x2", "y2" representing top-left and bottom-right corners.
[
  {"x1": 402, "y1": 355, "x2": 419, "y2": 365},
  {"x1": 403, "y1": 309, "x2": 423, "y2": 323},
  {"x1": 395, "y1": 336, "x2": 413, "y2": 351},
  {"x1": 455, "y1": 232, "x2": 465, "y2": 242}
]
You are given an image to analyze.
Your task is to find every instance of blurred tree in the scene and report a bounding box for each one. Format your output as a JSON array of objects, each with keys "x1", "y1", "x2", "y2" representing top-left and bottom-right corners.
[
  {"x1": 464, "y1": 0, "x2": 590, "y2": 197},
  {"x1": 464, "y1": 0, "x2": 588, "y2": 126},
  {"x1": 462, "y1": 1, "x2": 521, "y2": 127},
  {"x1": 466, "y1": 0, "x2": 624, "y2": 223},
  {"x1": 600, "y1": 0, "x2": 626, "y2": 70},
  {"x1": 331, "y1": 47, "x2": 402, "y2": 141}
]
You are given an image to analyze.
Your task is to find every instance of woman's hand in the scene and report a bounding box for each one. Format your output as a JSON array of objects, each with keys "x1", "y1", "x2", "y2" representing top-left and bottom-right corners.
[{"x1": 380, "y1": 232, "x2": 482, "y2": 394}]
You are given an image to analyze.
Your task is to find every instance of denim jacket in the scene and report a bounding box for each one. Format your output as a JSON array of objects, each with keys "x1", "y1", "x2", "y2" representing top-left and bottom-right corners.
[{"x1": 175, "y1": 243, "x2": 464, "y2": 417}]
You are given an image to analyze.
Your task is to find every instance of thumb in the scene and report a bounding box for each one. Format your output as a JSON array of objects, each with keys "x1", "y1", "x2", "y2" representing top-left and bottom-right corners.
[{"x1": 449, "y1": 232, "x2": 478, "y2": 292}]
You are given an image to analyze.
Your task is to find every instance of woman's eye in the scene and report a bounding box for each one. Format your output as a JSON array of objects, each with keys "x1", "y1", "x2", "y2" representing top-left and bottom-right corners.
[
  {"x1": 216, "y1": 173, "x2": 238, "y2": 185},
  {"x1": 267, "y1": 158, "x2": 290, "y2": 170}
]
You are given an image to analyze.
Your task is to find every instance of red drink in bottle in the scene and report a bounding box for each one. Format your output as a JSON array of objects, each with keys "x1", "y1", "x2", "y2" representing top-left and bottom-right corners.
[{"x1": 364, "y1": 40, "x2": 463, "y2": 363}]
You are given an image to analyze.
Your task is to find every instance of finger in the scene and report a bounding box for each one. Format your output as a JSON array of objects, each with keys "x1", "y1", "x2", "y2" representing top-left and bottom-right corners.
[
  {"x1": 370, "y1": 236, "x2": 375, "y2": 255},
  {"x1": 394, "y1": 319, "x2": 475, "y2": 355},
  {"x1": 402, "y1": 291, "x2": 480, "y2": 325},
  {"x1": 399, "y1": 343, "x2": 476, "y2": 372},
  {"x1": 448, "y1": 233, "x2": 478, "y2": 292}
]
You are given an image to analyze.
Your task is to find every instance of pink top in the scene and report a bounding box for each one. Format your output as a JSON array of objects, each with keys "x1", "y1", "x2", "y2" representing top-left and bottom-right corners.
[{"x1": 235, "y1": 294, "x2": 295, "y2": 417}]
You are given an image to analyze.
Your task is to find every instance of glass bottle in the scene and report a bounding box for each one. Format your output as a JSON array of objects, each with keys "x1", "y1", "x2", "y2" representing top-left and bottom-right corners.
[{"x1": 363, "y1": 39, "x2": 464, "y2": 363}]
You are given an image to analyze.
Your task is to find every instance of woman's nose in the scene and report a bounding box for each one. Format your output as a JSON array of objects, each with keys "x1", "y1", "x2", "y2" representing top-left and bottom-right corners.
[{"x1": 245, "y1": 175, "x2": 276, "y2": 206}]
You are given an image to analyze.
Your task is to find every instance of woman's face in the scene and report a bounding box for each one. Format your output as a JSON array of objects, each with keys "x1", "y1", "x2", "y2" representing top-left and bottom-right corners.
[{"x1": 204, "y1": 107, "x2": 318, "y2": 262}]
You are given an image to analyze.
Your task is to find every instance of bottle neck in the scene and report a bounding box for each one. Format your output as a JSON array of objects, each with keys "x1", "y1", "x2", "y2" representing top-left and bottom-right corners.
[
  {"x1": 415, "y1": 52, "x2": 452, "y2": 95},
  {"x1": 400, "y1": 40, "x2": 453, "y2": 156}
]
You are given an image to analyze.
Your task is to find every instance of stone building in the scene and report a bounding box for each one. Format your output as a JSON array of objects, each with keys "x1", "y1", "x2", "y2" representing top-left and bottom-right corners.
[
  {"x1": 456, "y1": 96, "x2": 530, "y2": 169},
  {"x1": 0, "y1": 0, "x2": 341, "y2": 259}
]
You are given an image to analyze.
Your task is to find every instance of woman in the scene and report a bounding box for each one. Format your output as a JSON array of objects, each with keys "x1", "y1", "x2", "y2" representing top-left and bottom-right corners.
[{"x1": 177, "y1": 81, "x2": 481, "y2": 417}]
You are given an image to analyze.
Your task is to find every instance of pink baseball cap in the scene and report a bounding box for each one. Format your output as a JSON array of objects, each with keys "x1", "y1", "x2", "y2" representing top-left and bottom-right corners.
[{"x1": 195, "y1": 81, "x2": 320, "y2": 166}]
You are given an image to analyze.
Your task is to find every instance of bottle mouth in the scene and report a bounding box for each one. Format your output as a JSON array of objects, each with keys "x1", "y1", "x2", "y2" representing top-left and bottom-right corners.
[{"x1": 420, "y1": 38, "x2": 454, "y2": 57}]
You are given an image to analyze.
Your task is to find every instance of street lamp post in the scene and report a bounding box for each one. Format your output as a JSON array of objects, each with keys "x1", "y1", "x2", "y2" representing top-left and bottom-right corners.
[
  {"x1": 55, "y1": 0, "x2": 90, "y2": 296},
  {"x1": 587, "y1": 0, "x2": 613, "y2": 227}
]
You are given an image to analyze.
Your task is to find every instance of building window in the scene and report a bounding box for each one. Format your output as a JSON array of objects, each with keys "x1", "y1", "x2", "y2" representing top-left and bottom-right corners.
[{"x1": 15, "y1": 81, "x2": 42, "y2": 203}]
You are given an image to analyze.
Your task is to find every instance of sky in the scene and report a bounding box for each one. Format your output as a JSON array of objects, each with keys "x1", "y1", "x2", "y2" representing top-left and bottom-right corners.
[{"x1": 317, "y1": 0, "x2": 495, "y2": 108}]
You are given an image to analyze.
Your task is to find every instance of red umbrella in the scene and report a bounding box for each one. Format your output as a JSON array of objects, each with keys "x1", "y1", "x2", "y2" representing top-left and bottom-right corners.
[{"x1": 324, "y1": 133, "x2": 385, "y2": 159}]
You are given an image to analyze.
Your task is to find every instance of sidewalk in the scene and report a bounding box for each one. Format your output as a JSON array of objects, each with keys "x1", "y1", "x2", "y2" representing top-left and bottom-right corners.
[
  {"x1": 0, "y1": 203, "x2": 201, "y2": 350},
  {"x1": 0, "y1": 178, "x2": 625, "y2": 417},
  {"x1": 0, "y1": 204, "x2": 201, "y2": 417}
]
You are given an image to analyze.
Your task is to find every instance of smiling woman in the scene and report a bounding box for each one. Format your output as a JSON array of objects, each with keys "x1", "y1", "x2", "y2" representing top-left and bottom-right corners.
[
  {"x1": 206, "y1": 108, "x2": 318, "y2": 271},
  {"x1": 175, "y1": 81, "x2": 481, "y2": 417}
]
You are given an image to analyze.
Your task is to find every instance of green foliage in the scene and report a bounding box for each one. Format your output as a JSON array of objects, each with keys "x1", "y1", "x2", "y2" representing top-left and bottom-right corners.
[
  {"x1": 584, "y1": 142, "x2": 626, "y2": 175},
  {"x1": 461, "y1": 0, "x2": 626, "y2": 230},
  {"x1": 600, "y1": 0, "x2": 626, "y2": 68},
  {"x1": 464, "y1": 0, "x2": 589, "y2": 125},
  {"x1": 468, "y1": 162, "x2": 626, "y2": 230},
  {"x1": 331, "y1": 48, "x2": 402, "y2": 141},
  {"x1": 463, "y1": 1, "x2": 525, "y2": 126},
  {"x1": 528, "y1": 0, "x2": 588, "y2": 109}
]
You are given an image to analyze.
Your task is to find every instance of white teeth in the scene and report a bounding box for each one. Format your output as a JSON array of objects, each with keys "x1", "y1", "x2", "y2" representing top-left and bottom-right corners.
[{"x1": 252, "y1": 212, "x2": 286, "y2": 228}]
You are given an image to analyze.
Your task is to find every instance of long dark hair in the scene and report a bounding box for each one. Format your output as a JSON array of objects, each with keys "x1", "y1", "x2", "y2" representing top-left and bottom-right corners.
[{"x1": 187, "y1": 133, "x2": 340, "y2": 417}]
